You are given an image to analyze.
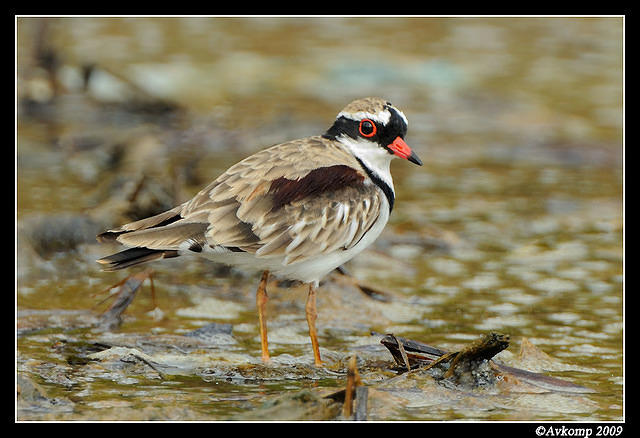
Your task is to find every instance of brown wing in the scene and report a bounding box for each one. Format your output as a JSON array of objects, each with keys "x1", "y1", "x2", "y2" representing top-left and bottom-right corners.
[
  {"x1": 250, "y1": 181, "x2": 383, "y2": 264},
  {"x1": 98, "y1": 136, "x2": 382, "y2": 265}
]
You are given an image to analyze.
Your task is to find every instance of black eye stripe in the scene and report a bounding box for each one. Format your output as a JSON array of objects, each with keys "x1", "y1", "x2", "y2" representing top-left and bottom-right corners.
[
  {"x1": 323, "y1": 116, "x2": 365, "y2": 140},
  {"x1": 323, "y1": 110, "x2": 407, "y2": 145}
]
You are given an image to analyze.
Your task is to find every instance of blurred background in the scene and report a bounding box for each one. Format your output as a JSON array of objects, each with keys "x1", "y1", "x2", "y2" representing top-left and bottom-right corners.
[{"x1": 16, "y1": 17, "x2": 623, "y2": 421}]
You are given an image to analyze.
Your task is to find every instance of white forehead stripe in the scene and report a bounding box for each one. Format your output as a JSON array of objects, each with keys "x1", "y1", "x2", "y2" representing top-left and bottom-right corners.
[
  {"x1": 338, "y1": 110, "x2": 391, "y2": 125},
  {"x1": 338, "y1": 105, "x2": 408, "y2": 127}
]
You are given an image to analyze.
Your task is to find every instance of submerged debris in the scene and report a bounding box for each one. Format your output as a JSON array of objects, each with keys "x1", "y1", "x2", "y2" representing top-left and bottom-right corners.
[
  {"x1": 94, "y1": 269, "x2": 156, "y2": 330},
  {"x1": 420, "y1": 332, "x2": 510, "y2": 382},
  {"x1": 381, "y1": 332, "x2": 509, "y2": 388},
  {"x1": 318, "y1": 354, "x2": 369, "y2": 421},
  {"x1": 380, "y1": 334, "x2": 448, "y2": 370},
  {"x1": 342, "y1": 354, "x2": 365, "y2": 419},
  {"x1": 332, "y1": 266, "x2": 393, "y2": 302},
  {"x1": 232, "y1": 353, "x2": 371, "y2": 421},
  {"x1": 380, "y1": 332, "x2": 594, "y2": 393}
]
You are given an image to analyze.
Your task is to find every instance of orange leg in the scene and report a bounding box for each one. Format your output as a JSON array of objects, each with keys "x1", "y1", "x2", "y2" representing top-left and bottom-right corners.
[
  {"x1": 305, "y1": 283, "x2": 323, "y2": 367},
  {"x1": 256, "y1": 270, "x2": 270, "y2": 363}
]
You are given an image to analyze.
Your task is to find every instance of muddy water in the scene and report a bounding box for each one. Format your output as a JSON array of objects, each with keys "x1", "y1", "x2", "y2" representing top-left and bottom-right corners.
[{"x1": 17, "y1": 17, "x2": 623, "y2": 421}]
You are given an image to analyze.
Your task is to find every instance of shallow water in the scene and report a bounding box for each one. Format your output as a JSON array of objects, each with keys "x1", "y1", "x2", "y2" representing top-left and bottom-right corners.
[{"x1": 16, "y1": 17, "x2": 623, "y2": 421}]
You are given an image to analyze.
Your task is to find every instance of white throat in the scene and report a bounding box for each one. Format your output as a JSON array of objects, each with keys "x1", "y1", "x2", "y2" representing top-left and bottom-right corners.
[{"x1": 338, "y1": 135, "x2": 395, "y2": 191}]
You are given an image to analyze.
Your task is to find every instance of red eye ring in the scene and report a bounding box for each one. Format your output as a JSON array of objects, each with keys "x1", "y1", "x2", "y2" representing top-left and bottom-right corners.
[{"x1": 359, "y1": 119, "x2": 377, "y2": 138}]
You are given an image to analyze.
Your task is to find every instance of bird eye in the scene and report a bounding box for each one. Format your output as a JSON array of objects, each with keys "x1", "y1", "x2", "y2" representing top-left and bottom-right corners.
[{"x1": 359, "y1": 119, "x2": 377, "y2": 138}]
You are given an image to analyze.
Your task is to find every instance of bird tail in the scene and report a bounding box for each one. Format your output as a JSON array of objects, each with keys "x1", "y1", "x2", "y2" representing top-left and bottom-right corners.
[{"x1": 96, "y1": 247, "x2": 179, "y2": 271}]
